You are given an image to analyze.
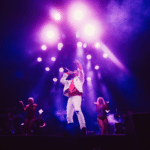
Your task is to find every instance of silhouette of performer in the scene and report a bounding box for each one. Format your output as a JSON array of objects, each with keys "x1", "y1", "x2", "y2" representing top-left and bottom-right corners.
[
  {"x1": 60, "y1": 60, "x2": 86, "y2": 136},
  {"x1": 94, "y1": 97, "x2": 109, "y2": 135},
  {"x1": 34, "y1": 115, "x2": 46, "y2": 135},
  {"x1": 19, "y1": 97, "x2": 37, "y2": 135}
]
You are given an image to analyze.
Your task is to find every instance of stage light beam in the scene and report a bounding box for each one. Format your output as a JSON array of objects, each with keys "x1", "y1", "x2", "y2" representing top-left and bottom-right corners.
[
  {"x1": 74, "y1": 10, "x2": 83, "y2": 21},
  {"x1": 84, "y1": 24, "x2": 95, "y2": 36},
  {"x1": 51, "y1": 57, "x2": 56, "y2": 62},
  {"x1": 58, "y1": 43, "x2": 63, "y2": 51},
  {"x1": 59, "y1": 67, "x2": 64, "y2": 72},
  {"x1": 95, "y1": 43, "x2": 101, "y2": 48},
  {"x1": 41, "y1": 24, "x2": 59, "y2": 45},
  {"x1": 41, "y1": 44, "x2": 47, "y2": 50},
  {"x1": 37, "y1": 57, "x2": 42, "y2": 62},
  {"x1": 87, "y1": 77, "x2": 91, "y2": 81},
  {"x1": 53, "y1": 78, "x2": 58, "y2": 82},
  {"x1": 86, "y1": 54, "x2": 92, "y2": 60},
  {"x1": 95, "y1": 65, "x2": 99, "y2": 70},
  {"x1": 45, "y1": 67, "x2": 50, "y2": 71},
  {"x1": 50, "y1": 9, "x2": 61, "y2": 21},
  {"x1": 103, "y1": 53, "x2": 108, "y2": 58},
  {"x1": 77, "y1": 42, "x2": 82, "y2": 47}
]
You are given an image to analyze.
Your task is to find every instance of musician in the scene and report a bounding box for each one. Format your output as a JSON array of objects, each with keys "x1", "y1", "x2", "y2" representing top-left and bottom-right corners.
[
  {"x1": 19, "y1": 97, "x2": 37, "y2": 135},
  {"x1": 33, "y1": 114, "x2": 46, "y2": 135},
  {"x1": 60, "y1": 60, "x2": 86, "y2": 136},
  {"x1": 94, "y1": 97, "x2": 109, "y2": 135}
]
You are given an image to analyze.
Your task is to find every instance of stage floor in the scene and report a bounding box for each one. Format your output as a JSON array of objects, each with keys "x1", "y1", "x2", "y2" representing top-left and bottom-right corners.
[{"x1": 0, "y1": 134, "x2": 131, "y2": 150}]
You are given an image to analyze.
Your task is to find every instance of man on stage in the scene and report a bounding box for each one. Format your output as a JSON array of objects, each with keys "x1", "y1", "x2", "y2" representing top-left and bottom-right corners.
[{"x1": 60, "y1": 60, "x2": 86, "y2": 136}]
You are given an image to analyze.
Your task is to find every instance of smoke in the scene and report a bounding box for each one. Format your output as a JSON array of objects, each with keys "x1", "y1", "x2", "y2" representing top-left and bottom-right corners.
[{"x1": 107, "y1": 0, "x2": 150, "y2": 40}]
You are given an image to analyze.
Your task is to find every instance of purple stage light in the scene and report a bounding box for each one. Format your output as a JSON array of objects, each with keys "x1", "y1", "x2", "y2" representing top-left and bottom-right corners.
[
  {"x1": 53, "y1": 77, "x2": 58, "y2": 82},
  {"x1": 58, "y1": 42, "x2": 63, "y2": 51},
  {"x1": 51, "y1": 57, "x2": 56, "y2": 61},
  {"x1": 84, "y1": 24, "x2": 95, "y2": 36},
  {"x1": 41, "y1": 24, "x2": 59, "y2": 45},
  {"x1": 77, "y1": 42, "x2": 82, "y2": 47},
  {"x1": 68, "y1": 2, "x2": 90, "y2": 28},
  {"x1": 95, "y1": 42, "x2": 101, "y2": 48},
  {"x1": 47, "y1": 30, "x2": 55, "y2": 39},
  {"x1": 45, "y1": 67, "x2": 50, "y2": 71},
  {"x1": 74, "y1": 10, "x2": 84, "y2": 21},
  {"x1": 95, "y1": 65, "x2": 99, "y2": 70},
  {"x1": 37, "y1": 57, "x2": 42, "y2": 62},
  {"x1": 103, "y1": 53, "x2": 108, "y2": 58},
  {"x1": 83, "y1": 43, "x2": 87, "y2": 48},
  {"x1": 80, "y1": 20, "x2": 102, "y2": 43},
  {"x1": 98, "y1": 43, "x2": 126, "y2": 70},
  {"x1": 86, "y1": 54, "x2": 92, "y2": 60},
  {"x1": 41, "y1": 44, "x2": 47, "y2": 50},
  {"x1": 54, "y1": 12, "x2": 61, "y2": 21},
  {"x1": 87, "y1": 77, "x2": 91, "y2": 81},
  {"x1": 50, "y1": 9, "x2": 61, "y2": 21},
  {"x1": 59, "y1": 67, "x2": 64, "y2": 72}
]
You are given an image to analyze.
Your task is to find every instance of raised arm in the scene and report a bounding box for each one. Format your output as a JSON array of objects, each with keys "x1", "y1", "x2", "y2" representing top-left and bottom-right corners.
[
  {"x1": 19, "y1": 101, "x2": 27, "y2": 111},
  {"x1": 74, "y1": 60, "x2": 84, "y2": 83},
  {"x1": 60, "y1": 71, "x2": 69, "y2": 85},
  {"x1": 94, "y1": 102, "x2": 99, "y2": 112},
  {"x1": 39, "y1": 122, "x2": 46, "y2": 128}
]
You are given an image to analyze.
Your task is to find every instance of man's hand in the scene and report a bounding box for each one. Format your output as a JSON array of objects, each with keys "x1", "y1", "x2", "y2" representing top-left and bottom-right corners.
[{"x1": 65, "y1": 68, "x2": 74, "y2": 74}]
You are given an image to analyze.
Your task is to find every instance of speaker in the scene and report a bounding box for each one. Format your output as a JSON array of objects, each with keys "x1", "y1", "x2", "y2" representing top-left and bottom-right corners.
[{"x1": 125, "y1": 113, "x2": 150, "y2": 150}]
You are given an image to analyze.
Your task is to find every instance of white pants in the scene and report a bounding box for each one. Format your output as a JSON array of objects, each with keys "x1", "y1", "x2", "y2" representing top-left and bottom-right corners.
[{"x1": 66, "y1": 95, "x2": 86, "y2": 129}]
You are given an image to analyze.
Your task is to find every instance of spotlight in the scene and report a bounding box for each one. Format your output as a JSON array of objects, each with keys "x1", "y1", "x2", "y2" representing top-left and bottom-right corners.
[
  {"x1": 58, "y1": 42, "x2": 63, "y2": 51},
  {"x1": 86, "y1": 54, "x2": 92, "y2": 60},
  {"x1": 54, "y1": 12, "x2": 61, "y2": 21},
  {"x1": 95, "y1": 43, "x2": 101, "y2": 48},
  {"x1": 53, "y1": 77, "x2": 58, "y2": 82},
  {"x1": 47, "y1": 30, "x2": 55, "y2": 39},
  {"x1": 80, "y1": 20, "x2": 102, "y2": 43},
  {"x1": 41, "y1": 24, "x2": 59, "y2": 45},
  {"x1": 68, "y1": 2, "x2": 90, "y2": 25},
  {"x1": 51, "y1": 57, "x2": 56, "y2": 61},
  {"x1": 74, "y1": 10, "x2": 83, "y2": 21},
  {"x1": 37, "y1": 57, "x2": 42, "y2": 62},
  {"x1": 95, "y1": 65, "x2": 99, "y2": 70},
  {"x1": 84, "y1": 24, "x2": 95, "y2": 36},
  {"x1": 103, "y1": 53, "x2": 108, "y2": 58},
  {"x1": 87, "y1": 77, "x2": 91, "y2": 81},
  {"x1": 41, "y1": 44, "x2": 47, "y2": 50},
  {"x1": 45, "y1": 67, "x2": 50, "y2": 71},
  {"x1": 77, "y1": 42, "x2": 82, "y2": 47},
  {"x1": 59, "y1": 67, "x2": 64, "y2": 72},
  {"x1": 83, "y1": 43, "x2": 87, "y2": 48},
  {"x1": 50, "y1": 9, "x2": 61, "y2": 21}
]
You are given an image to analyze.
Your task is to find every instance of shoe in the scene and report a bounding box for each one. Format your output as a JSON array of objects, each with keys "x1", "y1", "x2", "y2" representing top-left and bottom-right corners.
[{"x1": 81, "y1": 127, "x2": 87, "y2": 136}]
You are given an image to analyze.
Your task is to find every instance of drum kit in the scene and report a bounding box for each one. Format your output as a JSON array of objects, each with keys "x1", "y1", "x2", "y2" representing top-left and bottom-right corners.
[{"x1": 0, "y1": 107, "x2": 23, "y2": 135}]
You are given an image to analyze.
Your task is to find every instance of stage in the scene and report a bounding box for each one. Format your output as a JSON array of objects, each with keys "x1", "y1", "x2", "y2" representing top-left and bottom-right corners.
[
  {"x1": 1, "y1": 113, "x2": 150, "y2": 150},
  {"x1": 0, "y1": 134, "x2": 129, "y2": 150}
]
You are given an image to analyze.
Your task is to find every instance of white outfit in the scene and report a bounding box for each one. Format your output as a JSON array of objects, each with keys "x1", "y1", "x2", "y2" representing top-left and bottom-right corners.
[{"x1": 60, "y1": 69, "x2": 86, "y2": 129}]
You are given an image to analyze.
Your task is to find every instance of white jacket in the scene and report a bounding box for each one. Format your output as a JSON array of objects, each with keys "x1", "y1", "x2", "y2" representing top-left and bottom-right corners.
[{"x1": 60, "y1": 69, "x2": 84, "y2": 97}]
